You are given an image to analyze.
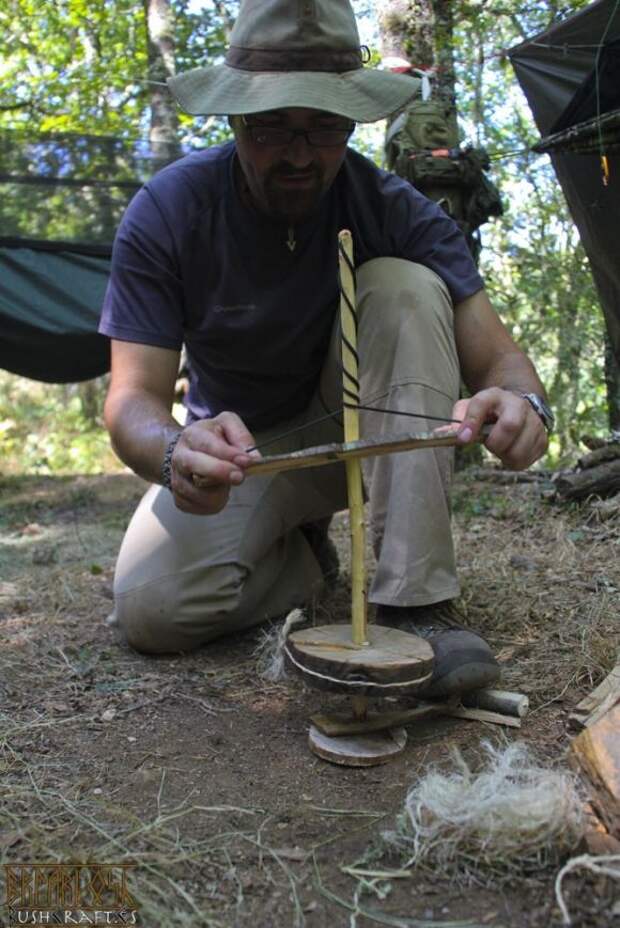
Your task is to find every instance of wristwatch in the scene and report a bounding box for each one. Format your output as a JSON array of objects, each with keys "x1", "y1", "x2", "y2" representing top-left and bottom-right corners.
[
  {"x1": 519, "y1": 393, "x2": 555, "y2": 434},
  {"x1": 161, "y1": 431, "x2": 184, "y2": 490}
]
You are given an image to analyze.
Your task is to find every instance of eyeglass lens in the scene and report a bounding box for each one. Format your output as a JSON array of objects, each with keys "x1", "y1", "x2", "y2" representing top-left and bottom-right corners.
[{"x1": 246, "y1": 125, "x2": 354, "y2": 147}]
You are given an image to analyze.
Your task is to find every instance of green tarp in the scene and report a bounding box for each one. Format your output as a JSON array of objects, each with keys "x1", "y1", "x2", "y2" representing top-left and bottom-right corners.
[
  {"x1": 0, "y1": 130, "x2": 184, "y2": 382},
  {"x1": 0, "y1": 246, "x2": 110, "y2": 382},
  {"x1": 509, "y1": 0, "x2": 620, "y2": 366}
]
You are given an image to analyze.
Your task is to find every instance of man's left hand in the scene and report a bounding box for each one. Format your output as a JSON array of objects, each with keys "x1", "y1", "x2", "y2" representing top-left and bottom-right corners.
[{"x1": 453, "y1": 388, "x2": 548, "y2": 470}]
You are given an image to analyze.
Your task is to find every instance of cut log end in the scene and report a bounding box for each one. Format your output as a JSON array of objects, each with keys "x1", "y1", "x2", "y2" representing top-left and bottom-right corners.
[
  {"x1": 308, "y1": 724, "x2": 407, "y2": 767},
  {"x1": 285, "y1": 624, "x2": 434, "y2": 696}
]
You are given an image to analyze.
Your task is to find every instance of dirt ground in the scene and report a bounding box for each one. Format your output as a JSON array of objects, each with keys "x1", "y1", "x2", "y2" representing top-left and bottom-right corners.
[{"x1": 0, "y1": 466, "x2": 619, "y2": 928}]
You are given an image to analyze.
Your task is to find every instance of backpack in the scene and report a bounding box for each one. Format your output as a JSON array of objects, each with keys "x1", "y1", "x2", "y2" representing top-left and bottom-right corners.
[{"x1": 386, "y1": 100, "x2": 503, "y2": 263}]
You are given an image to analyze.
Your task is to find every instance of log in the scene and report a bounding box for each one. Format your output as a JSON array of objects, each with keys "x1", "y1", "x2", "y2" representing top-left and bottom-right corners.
[
  {"x1": 555, "y1": 458, "x2": 620, "y2": 501},
  {"x1": 468, "y1": 468, "x2": 549, "y2": 485},
  {"x1": 577, "y1": 443, "x2": 620, "y2": 470},
  {"x1": 308, "y1": 724, "x2": 407, "y2": 766},
  {"x1": 570, "y1": 704, "x2": 620, "y2": 839},
  {"x1": 582, "y1": 802, "x2": 620, "y2": 854},
  {"x1": 285, "y1": 624, "x2": 433, "y2": 687}
]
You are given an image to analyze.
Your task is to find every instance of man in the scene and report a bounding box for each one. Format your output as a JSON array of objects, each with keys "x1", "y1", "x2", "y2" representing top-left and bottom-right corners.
[{"x1": 99, "y1": 0, "x2": 552, "y2": 698}]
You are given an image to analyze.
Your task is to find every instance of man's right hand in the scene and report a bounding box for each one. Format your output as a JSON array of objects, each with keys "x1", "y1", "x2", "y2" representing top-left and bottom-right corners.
[{"x1": 169, "y1": 412, "x2": 260, "y2": 514}]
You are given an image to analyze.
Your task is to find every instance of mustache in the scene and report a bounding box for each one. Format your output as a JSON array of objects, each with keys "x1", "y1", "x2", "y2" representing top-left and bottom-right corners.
[{"x1": 269, "y1": 163, "x2": 322, "y2": 180}]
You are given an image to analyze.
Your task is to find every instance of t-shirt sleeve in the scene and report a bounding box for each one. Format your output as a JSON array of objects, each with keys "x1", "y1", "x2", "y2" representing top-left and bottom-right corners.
[
  {"x1": 385, "y1": 179, "x2": 485, "y2": 305},
  {"x1": 98, "y1": 185, "x2": 185, "y2": 349}
]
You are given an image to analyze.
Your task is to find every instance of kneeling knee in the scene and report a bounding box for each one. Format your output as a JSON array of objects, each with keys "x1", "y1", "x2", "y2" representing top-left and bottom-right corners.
[{"x1": 114, "y1": 563, "x2": 247, "y2": 655}]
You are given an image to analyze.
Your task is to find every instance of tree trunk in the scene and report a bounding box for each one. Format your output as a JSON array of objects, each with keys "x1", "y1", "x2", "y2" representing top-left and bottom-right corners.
[
  {"x1": 377, "y1": 0, "x2": 435, "y2": 64},
  {"x1": 377, "y1": 0, "x2": 482, "y2": 466},
  {"x1": 376, "y1": 0, "x2": 457, "y2": 135},
  {"x1": 429, "y1": 0, "x2": 458, "y2": 139},
  {"x1": 144, "y1": 0, "x2": 180, "y2": 166},
  {"x1": 605, "y1": 332, "x2": 620, "y2": 433}
]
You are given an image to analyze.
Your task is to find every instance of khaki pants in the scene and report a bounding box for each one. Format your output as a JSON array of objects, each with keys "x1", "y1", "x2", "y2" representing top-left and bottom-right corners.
[{"x1": 114, "y1": 259, "x2": 461, "y2": 653}]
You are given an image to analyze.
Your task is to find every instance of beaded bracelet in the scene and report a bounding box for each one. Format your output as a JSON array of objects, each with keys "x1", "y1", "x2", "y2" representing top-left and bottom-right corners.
[{"x1": 161, "y1": 431, "x2": 184, "y2": 491}]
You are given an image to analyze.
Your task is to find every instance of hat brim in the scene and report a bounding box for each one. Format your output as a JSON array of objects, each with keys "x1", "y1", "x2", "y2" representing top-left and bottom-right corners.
[{"x1": 167, "y1": 65, "x2": 420, "y2": 123}]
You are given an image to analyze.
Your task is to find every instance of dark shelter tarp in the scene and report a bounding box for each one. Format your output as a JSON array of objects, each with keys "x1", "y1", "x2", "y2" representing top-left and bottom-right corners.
[
  {"x1": 0, "y1": 131, "x2": 183, "y2": 382},
  {"x1": 508, "y1": 0, "x2": 620, "y2": 368},
  {"x1": 0, "y1": 246, "x2": 110, "y2": 382}
]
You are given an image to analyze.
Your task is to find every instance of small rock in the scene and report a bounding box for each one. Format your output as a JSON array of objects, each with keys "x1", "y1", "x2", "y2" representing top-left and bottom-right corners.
[
  {"x1": 93, "y1": 788, "x2": 103, "y2": 795},
  {"x1": 101, "y1": 708, "x2": 116, "y2": 722},
  {"x1": 509, "y1": 554, "x2": 536, "y2": 570}
]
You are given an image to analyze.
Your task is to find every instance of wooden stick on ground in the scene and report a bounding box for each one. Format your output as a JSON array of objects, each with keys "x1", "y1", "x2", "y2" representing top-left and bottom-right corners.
[
  {"x1": 310, "y1": 687, "x2": 529, "y2": 737},
  {"x1": 461, "y1": 688, "x2": 529, "y2": 718},
  {"x1": 339, "y1": 229, "x2": 368, "y2": 648},
  {"x1": 569, "y1": 655, "x2": 620, "y2": 730}
]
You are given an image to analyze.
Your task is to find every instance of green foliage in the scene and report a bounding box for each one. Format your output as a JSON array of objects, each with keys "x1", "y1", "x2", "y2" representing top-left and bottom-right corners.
[
  {"x1": 0, "y1": 0, "x2": 236, "y2": 144},
  {"x1": 0, "y1": 374, "x2": 119, "y2": 476},
  {"x1": 447, "y1": 0, "x2": 609, "y2": 462},
  {"x1": 0, "y1": 0, "x2": 149, "y2": 136}
]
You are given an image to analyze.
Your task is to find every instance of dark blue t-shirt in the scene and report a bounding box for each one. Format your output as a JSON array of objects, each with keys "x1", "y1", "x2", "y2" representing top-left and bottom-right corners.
[{"x1": 100, "y1": 142, "x2": 483, "y2": 430}]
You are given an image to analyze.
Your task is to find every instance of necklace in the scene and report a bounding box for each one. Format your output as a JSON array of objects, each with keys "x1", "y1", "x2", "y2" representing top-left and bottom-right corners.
[{"x1": 235, "y1": 160, "x2": 298, "y2": 253}]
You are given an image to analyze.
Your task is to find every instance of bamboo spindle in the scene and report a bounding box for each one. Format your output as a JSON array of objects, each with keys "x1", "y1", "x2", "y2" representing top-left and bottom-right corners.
[{"x1": 338, "y1": 230, "x2": 368, "y2": 647}]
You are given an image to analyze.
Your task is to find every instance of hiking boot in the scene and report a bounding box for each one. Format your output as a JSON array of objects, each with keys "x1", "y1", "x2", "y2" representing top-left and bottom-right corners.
[
  {"x1": 375, "y1": 601, "x2": 500, "y2": 699},
  {"x1": 299, "y1": 517, "x2": 340, "y2": 588}
]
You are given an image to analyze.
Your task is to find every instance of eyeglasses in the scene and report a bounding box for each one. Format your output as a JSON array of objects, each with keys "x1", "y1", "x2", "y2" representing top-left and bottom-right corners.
[{"x1": 241, "y1": 116, "x2": 355, "y2": 148}]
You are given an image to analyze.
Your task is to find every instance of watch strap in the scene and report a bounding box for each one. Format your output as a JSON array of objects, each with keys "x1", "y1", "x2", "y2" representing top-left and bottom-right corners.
[
  {"x1": 518, "y1": 393, "x2": 554, "y2": 433},
  {"x1": 162, "y1": 431, "x2": 184, "y2": 490}
]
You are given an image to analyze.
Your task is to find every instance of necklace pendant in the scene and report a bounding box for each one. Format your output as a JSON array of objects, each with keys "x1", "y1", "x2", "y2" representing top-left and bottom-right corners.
[{"x1": 286, "y1": 227, "x2": 296, "y2": 252}]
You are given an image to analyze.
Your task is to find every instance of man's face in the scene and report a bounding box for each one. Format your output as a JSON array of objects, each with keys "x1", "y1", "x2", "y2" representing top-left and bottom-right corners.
[{"x1": 232, "y1": 107, "x2": 353, "y2": 224}]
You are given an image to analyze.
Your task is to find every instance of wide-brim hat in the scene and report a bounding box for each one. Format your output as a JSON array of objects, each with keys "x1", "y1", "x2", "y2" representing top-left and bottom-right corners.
[{"x1": 168, "y1": 0, "x2": 420, "y2": 124}]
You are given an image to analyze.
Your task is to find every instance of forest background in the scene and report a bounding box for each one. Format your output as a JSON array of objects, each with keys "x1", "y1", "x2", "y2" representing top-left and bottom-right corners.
[{"x1": 0, "y1": 0, "x2": 609, "y2": 476}]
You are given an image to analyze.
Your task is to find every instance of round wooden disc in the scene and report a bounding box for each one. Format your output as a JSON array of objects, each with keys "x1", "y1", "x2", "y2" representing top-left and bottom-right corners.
[
  {"x1": 308, "y1": 724, "x2": 407, "y2": 767},
  {"x1": 285, "y1": 623, "x2": 433, "y2": 695}
]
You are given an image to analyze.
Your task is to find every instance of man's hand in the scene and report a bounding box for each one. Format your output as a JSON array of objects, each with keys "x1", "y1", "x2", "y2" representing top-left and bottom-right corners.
[
  {"x1": 170, "y1": 412, "x2": 260, "y2": 514},
  {"x1": 453, "y1": 388, "x2": 548, "y2": 470}
]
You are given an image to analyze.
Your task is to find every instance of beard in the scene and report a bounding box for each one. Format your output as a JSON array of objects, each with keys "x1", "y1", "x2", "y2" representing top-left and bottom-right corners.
[{"x1": 260, "y1": 163, "x2": 326, "y2": 223}]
